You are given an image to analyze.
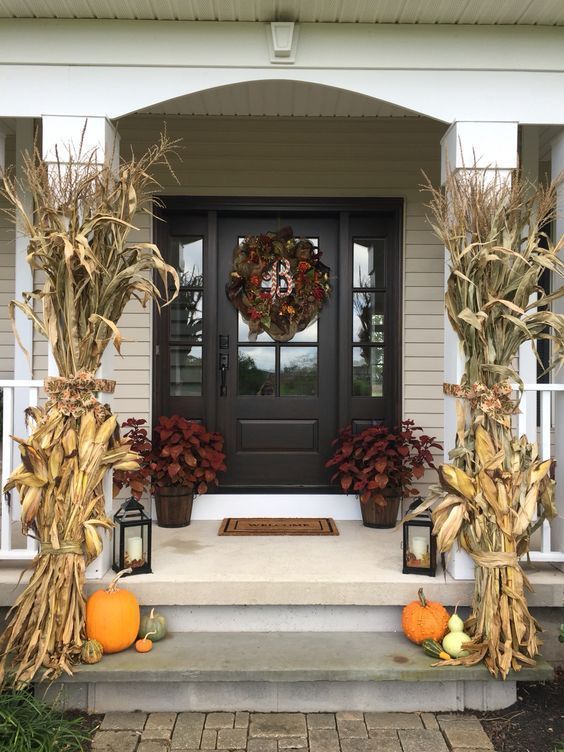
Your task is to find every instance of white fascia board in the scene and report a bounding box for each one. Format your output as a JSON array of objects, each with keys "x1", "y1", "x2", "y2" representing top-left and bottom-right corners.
[
  {"x1": 0, "y1": 20, "x2": 563, "y2": 73},
  {"x1": 2, "y1": 66, "x2": 564, "y2": 125}
]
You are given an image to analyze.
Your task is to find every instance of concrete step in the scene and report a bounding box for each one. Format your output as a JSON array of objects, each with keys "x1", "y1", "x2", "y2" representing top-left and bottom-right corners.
[{"x1": 41, "y1": 631, "x2": 553, "y2": 714}]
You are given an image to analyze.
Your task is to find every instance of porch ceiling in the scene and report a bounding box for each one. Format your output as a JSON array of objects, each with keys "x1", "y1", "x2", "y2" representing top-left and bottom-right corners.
[
  {"x1": 136, "y1": 80, "x2": 421, "y2": 118},
  {"x1": 0, "y1": 0, "x2": 563, "y2": 25}
]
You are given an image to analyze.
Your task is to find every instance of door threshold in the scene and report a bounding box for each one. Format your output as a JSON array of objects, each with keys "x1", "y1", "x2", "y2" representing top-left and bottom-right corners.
[
  {"x1": 213, "y1": 487, "x2": 341, "y2": 495},
  {"x1": 187, "y1": 492, "x2": 362, "y2": 521}
]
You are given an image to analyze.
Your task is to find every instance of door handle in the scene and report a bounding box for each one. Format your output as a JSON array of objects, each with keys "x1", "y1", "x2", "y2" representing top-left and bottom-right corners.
[{"x1": 219, "y1": 353, "x2": 229, "y2": 396}]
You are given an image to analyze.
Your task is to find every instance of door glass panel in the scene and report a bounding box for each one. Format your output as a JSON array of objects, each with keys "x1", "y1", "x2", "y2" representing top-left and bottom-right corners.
[
  {"x1": 171, "y1": 291, "x2": 203, "y2": 341},
  {"x1": 290, "y1": 320, "x2": 318, "y2": 343},
  {"x1": 353, "y1": 238, "x2": 385, "y2": 288},
  {"x1": 238, "y1": 346, "x2": 276, "y2": 396},
  {"x1": 170, "y1": 346, "x2": 203, "y2": 396},
  {"x1": 353, "y1": 292, "x2": 384, "y2": 344},
  {"x1": 353, "y1": 346, "x2": 384, "y2": 397},
  {"x1": 280, "y1": 346, "x2": 317, "y2": 396},
  {"x1": 238, "y1": 313, "x2": 271, "y2": 343},
  {"x1": 174, "y1": 238, "x2": 204, "y2": 285}
]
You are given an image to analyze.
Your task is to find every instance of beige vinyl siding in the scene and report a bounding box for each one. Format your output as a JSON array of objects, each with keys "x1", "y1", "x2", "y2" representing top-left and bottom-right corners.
[{"x1": 0, "y1": 135, "x2": 15, "y2": 379}]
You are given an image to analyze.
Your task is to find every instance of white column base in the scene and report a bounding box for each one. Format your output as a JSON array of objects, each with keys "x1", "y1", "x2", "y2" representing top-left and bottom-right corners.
[{"x1": 447, "y1": 546, "x2": 475, "y2": 581}]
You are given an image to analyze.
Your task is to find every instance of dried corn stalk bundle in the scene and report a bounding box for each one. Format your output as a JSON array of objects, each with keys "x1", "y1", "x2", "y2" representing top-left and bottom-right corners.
[
  {"x1": 0, "y1": 132, "x2": 179, "y2": 684},
  {"x1": 411, "y1": 168, "x2": 563, "y2": 679}
]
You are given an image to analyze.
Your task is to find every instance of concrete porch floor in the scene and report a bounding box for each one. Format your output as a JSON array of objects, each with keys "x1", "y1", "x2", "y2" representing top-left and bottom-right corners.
[{"x1": 1, "y1": 521, "x2": 562, "y2": 608}]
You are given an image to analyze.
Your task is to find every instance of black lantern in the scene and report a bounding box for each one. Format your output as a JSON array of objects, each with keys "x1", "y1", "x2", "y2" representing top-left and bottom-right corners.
[
  {"x1": 402, "y1": 498, "x2": 436, "y2": 577},
  {"x1": 113, "y1": 497, "x2": 152, "y2": 576}
]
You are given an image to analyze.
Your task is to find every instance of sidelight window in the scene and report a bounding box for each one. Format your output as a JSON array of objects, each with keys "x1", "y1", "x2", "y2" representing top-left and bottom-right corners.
[
  {"x1": 352, "y1": 238, "x2": 386, "y2": 397},
  {"x1": 169, "y1": 237, "x2": 204, "y2": 396}
]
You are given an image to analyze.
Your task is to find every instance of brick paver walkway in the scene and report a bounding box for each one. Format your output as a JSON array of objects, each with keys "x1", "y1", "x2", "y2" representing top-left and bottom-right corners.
[{"x1": 92, "y1": 711, "x2": 495, "y2": 752}]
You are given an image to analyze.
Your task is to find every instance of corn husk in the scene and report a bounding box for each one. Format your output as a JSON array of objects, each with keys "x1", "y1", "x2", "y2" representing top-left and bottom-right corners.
[
  {"x1": 411, "y1": 167, "x2": 563, "y2": 679},
  {"x1": 0, "y1": 133, "x2": 179, "y2": 684}
]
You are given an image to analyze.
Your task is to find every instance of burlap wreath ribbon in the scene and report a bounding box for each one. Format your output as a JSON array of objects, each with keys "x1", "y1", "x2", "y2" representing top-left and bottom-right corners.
[
  {"x1": 44, "y1": 370, "x2": 116, "y2": 418},
  {"x1": 443, "y1": 380, "x2": 519, "y2": 424}
]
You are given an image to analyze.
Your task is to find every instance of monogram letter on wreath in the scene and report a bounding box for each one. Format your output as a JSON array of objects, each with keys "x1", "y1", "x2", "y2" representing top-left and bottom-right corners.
[{"x1": 226, "y1": 227, "x2": 332, "y2": 342}]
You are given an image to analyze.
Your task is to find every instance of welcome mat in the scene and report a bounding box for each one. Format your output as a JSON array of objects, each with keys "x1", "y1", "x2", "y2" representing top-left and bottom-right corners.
[{"x1": 218, "y1": 517, "x2": 339, "y2": 536}]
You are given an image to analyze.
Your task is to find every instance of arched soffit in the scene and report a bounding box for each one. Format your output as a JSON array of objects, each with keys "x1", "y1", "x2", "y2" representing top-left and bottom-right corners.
[
  {"x1": 121, "y1": 73, "x2": 446, "y2": 122},
  {"x1": 133, "y1": 79, "x2": 430, "y2": 120}
]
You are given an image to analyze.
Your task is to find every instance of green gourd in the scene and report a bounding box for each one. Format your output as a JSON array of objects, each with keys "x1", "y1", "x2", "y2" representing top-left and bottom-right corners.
[
  {"x1": 442, "y1": 630, "x2": 471, "y2": 658},
  {"x1": 81, "y1": 638, "x2": 103, "y2": 664},
  {"x1": 421, "y1": 638, "x2": 450, "y2": 661},
  {"x1": 138, "y1": 608, "x2": 167, "y2": 642}
]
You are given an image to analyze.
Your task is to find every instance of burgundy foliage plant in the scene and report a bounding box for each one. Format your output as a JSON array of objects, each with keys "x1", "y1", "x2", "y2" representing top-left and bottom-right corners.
[
  {"x1": 150, "y1": 415, "x2": 227, "y2": 495},
  {"x1": 326, "y1": 420, "x2": 442, "y2": 505}
]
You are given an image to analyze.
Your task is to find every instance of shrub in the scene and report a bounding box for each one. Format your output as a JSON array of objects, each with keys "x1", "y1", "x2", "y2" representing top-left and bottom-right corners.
[{"x1": 0, "y1": 687, "x2": 92, "y2": 751}]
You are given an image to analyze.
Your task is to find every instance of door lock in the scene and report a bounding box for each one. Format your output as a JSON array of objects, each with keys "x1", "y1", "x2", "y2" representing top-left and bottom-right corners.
[{"x1": 219, "y1": 353, "x2": 229, "y2": 396}]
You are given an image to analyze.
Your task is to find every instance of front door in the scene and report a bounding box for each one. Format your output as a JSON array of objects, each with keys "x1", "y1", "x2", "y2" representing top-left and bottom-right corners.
[
  {"x1": 217, "y1": 215, "x2": 338, "y2": 488},
  {"x1": 154, "y1": 199, "x2": 402, "y2": 491}
]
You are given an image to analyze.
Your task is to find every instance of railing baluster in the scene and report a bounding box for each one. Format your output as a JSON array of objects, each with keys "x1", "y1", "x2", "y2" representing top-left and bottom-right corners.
[
  {"x1": 1, "y1": 387, "x2": 13, "y2": 553},
  {"x1": 24, "y1": 387, "x2": 39, "y2": 554},
  {"x1": 517, "y1": 395, "x2": 527, "y2": 438},
  {"x1": 540, "y1": 390, "x2": 551, "y2": 461}
]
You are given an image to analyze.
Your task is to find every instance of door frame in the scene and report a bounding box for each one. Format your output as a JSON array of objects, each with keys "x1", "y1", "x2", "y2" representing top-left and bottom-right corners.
[{"x1": 153, "y1": 196, "x2": 404, "y2": 492}]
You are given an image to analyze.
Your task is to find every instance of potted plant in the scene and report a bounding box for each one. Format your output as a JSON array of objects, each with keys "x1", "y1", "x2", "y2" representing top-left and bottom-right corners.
[
  {"x1": 150, "y1": 415, "x2": 226, "y2": 528},
  {"x1": 326, "y1": 420, "x2": 442, "y2": 528},
  {"x1": 113, "y1": 418, "x2": 153, "y2": 501}
]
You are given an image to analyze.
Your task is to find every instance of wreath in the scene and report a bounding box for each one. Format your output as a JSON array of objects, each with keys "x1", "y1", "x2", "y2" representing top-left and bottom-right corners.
[{"x1": 226, "y1": 226, "x2": 332, "y2": 342}]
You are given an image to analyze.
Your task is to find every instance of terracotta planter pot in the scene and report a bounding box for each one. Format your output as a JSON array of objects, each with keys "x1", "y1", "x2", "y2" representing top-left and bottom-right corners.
[
  {"x1": 360, "y1": 490, "x2": 402, "y2": 529},
  {"x1": 154, "y1": 487, "x2": 194, "y2": 528}
]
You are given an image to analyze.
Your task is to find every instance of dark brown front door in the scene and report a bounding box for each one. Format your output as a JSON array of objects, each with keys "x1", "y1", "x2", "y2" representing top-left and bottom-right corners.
[
  {"x1": 154, "y1": 199, "x2": 402, "y2": 492},
  {"x1": 217, "y1": 215, "x2": 338, "y2": 488}
]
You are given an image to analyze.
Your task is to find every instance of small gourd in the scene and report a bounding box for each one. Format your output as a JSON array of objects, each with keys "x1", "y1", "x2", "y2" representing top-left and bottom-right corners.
[
  {"x1": 86, "y1": 568, "x2": 140, "y2": 654},
  {"x1": 81, "y1": 638, "x2": 103, "y2": 665},
  {"x1": 447, "y1": 603, "x2": 465, "y2": 633},
  {"x1": 136, "y1": 630, "x2": 157, "y2": 653},
  {"x1": 139, "y1": 608, "x2": 167, "y2": 642},
  {"x1": 442, "y1": 630, "x2": 471, "y2": 658},
  {"x1": 421, "y1": 638, "x2": 450, "y2": 661},
  {"x1": 402, "y1": 588, "x2": 450, "y2": 645}
]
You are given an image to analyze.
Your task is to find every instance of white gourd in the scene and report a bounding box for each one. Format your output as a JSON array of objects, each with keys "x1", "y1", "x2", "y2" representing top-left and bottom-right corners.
[
  {"x1": 442, "y1": 631, "x2": 471, "y2": 658},
  {"x1": 448, "y1": 602, "x2": 465, "y2": 633},
  {"x1": 447, "y1": 613, "x2": 465, "y2": 633}
]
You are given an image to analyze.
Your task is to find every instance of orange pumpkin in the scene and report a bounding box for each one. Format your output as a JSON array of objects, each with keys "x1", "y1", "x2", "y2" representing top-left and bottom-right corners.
[
  {"x1": 86, "y1": 568, "x2": 140, "y2": 654},
  {"x1": 402, "y1": 588, "x2": 449, "y2": 645},
  {"x1": 135, "y1": 631, "x2": 156, "y2": 653}
]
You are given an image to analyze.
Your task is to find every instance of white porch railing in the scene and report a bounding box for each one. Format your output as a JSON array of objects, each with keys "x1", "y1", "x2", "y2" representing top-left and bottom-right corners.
[
  {"x1": 516, "y1": 383, "x2": 564, "y2": 563},
  {"x1": 0, "y1": 380, "x2": 42, "y2": 560},
  {"x1": 0, "y1": 380, "x2": 562, "y2": 564}
]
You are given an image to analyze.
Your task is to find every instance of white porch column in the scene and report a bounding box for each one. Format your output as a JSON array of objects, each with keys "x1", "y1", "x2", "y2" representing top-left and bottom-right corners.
[
  {"x1": 551, "y1": 129, "x2": 564, "y2": 556},
  {"x1": 12, "y1": 121, "x2": 36, "y2": 533},
  {"x1": 14, "y1": 120, "x2": 34, "y2": 383},
  {"x1": 519, "y1": 126, "x2": 540, "y2": 440},
  {"x1": 42, "y1": 115, "x2": 119, "y2": 578},
  {"x1": 0, "y1": 122, "x2": 8, "y2": 172},
  {"x1": 441, "y1": 121, "x2": 518, "y2": 580}
]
